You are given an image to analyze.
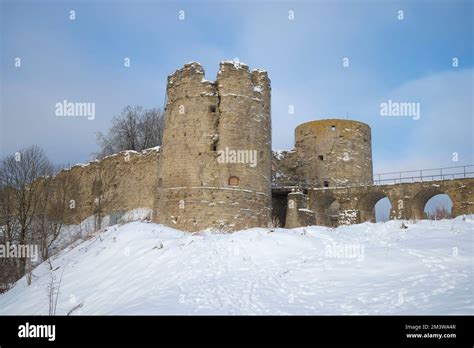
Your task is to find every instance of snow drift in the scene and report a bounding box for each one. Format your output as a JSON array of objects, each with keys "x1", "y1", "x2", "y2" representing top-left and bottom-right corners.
[{"x1": 0, "y1": 216, "x2": 472, "y2": 315}]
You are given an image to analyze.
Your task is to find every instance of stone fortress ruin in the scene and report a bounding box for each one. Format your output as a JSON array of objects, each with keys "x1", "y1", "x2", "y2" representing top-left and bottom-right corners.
[
  {"x1": 50, "y1": 61, "x2": 474, "y2": 232},
  {"x1": 153, "y1": 61, "x2": 271, "y2": 231}
]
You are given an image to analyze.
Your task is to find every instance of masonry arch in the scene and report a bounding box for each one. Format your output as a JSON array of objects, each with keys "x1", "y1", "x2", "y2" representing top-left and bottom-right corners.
[
  {"x1": 411, "y1": 188, "x2": 452, "y2": 220},
  {"x1": 357, "y1": 191, "x2": 391, "y2": 223},
  {"x1": 327, "y1": 200, "x2": 340, "y2": 227},
  {"x1": 424, "y1": 194, "x2": 452, "y2": 220},
  {"x1": 310, "y1": 193, "x2": 338, "y2": 227},
  {"x1": 375, "y1": 198, "x2": 392, "y2": 222}
]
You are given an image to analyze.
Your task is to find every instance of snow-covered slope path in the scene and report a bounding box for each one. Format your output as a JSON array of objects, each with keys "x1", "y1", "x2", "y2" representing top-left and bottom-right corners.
[{"x1": 0, "y1": 217, "x2": 472, "y2": 315}]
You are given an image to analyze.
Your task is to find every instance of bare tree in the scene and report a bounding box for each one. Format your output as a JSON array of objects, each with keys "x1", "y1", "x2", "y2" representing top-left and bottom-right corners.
[
  {"x1": 0, "y1": 184, "x2": 19, "y2": 248},
  {"x1": 139, "y1": 107, "x2": 163, "y2": 149},
  {"x1": 1, "y1": 170, "x2": 21, "y2": 288},
  {"x1": 0, "y1": 182, "x2": 19, "y2": 290},
  {"x1": 0, "y1": 146, "x2": 54, "y2": 275},
  {"x1": 95, "y1": 105, "x2": 163, "y2": 158},
  {"x1": 33, "y1": 169, "x2": 78, "y2": 261}
]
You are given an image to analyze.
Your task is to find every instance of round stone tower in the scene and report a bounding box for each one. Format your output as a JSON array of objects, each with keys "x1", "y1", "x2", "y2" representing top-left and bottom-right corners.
[
  {"x1": 294, "y1": 119, "x2": 373, "y2": 187},
  {"x1": 153, "y1": 61, "x2": 272, "y2": 231}
]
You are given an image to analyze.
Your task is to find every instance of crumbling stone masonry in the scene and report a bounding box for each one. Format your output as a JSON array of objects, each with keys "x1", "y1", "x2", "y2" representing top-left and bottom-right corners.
[
  {"x1": 273, "y1": 119, "x2": 373, "y2": 188},
  {"x1": 46, "y1": 148, "x2": 160, "y2": 226},
  {"x1": 272, "y1": 118, "x2": 474, "y2": 228},
  {"x1": 153, "y1": 61, "x2": 272, "y2": 231},
  {"x1": 294, "y1": 119, "x2": 373, "y2": 188},
  {"x1": 35, "y1": 62, "x2": 473, "y2": 232}
]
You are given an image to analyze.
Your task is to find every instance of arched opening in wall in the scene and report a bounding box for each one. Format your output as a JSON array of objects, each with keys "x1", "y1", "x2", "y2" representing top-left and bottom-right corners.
[
  {"x1": 411, "y1": 189, "x2": 451, "y2": 220},
  {"x1": 228, "y1": 176, "x2": 240, "y2": 186},
  {"x1": 375, "y1": 197, "x2": 392, "y2": 222},
  {"x1": 327, "y1": 200, "x2": 340, "y2": 227},
  {"x1": 424, "y1": 194, "x2": 452, "y2": 220},
  {"x1": 357, "y1": 191, "x2": 390, "y2": 223},
  {"x1": 271, "y1": 192, "x2": 287, "y2": 227},
  {"x1": 309, "y1": 194, "x2": 336, "y2": 227}
]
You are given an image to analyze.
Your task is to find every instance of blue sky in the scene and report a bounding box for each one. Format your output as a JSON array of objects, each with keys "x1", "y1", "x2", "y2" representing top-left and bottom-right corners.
[{"x1": 1, "y1": 0, "x2": 473, "y2": 176}]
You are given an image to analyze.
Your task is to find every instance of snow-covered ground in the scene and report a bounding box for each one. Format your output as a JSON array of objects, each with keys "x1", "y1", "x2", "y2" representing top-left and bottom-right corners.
[{"x1": 0, "y1": 216, "x2": 472, "y2": 315}]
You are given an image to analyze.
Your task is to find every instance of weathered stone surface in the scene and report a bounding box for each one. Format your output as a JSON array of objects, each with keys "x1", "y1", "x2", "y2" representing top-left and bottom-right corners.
[
  {"x1": 303, "y1": 178, "x2": 474, "y2": 227},
  {"x1": 153, "y1": 61, "x2": 272, "y2": 231},
  {"x1": 285, "y1": 191, "x2": 316, "y2": 229},
  {"x1": 47, "y1": 148, "x2": 160, "y2": 225},
  {"x1": 31, "y1": 62, "x2": 472, "y2": 232},
  {"x1": 273, "y1": 119, "x2": 373, "y2": 188}
]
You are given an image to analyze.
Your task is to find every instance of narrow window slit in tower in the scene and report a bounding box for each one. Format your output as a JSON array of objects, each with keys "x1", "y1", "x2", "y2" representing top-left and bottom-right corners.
[
  {"x1": 323, "y1": 181, "x2": 329, "y2": 187},
  {"x1": 209, "y1": 105, "x2": 216, "y2": 113},
  {"x1": 318, "y1": 155, "x2": 324, "y2": 161}
]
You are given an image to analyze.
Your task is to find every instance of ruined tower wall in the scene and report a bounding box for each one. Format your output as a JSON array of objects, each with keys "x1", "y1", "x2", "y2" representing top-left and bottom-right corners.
[
  {"x1": 294, "y1": 119, "x2": 373, "y2": 187},
  {"x1": 153, "y1": 62, "x2": 272, "y2": 232}
]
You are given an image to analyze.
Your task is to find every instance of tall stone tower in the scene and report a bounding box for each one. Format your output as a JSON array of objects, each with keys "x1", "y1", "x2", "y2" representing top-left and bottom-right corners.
[
  {"x1": 294, "y1": 119, "x2": 373, "y2": 187},
  {"x1": 153, "y1": 61, "x2": 272, "y2": 231}
]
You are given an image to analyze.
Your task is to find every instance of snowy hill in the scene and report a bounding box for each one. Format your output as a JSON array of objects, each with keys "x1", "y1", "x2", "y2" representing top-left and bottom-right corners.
[{"x1": 0, "y1": 216, "x2": 472, "y2": 315}]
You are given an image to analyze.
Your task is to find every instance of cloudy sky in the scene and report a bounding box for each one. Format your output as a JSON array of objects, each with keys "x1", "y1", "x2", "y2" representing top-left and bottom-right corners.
[{"x1": 1, "y1": 0, "x2": 473, "y2": 175}]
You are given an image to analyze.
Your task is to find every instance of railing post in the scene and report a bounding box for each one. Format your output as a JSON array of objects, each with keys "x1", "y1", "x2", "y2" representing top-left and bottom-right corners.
[{"x1": 440, "y1": 168, "x2": 442, "y2": 180}]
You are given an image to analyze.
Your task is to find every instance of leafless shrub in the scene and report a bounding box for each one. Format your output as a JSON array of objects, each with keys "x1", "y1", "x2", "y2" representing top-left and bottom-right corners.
[
  {"x1": 46, "y1": 260, "x2": 64, "y2": 316},
  {"x1": 427, "y1": 205, "x2": 451, "y2": 220}
]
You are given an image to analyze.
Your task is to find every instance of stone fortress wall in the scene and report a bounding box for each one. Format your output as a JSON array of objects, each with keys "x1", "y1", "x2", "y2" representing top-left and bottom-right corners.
[
  {"x1": 37, "y1": 61, "x2": 473, "y2": 232},
  {"x1": 50, "y1": 148, "x2": 160, "y2": 226},
  {"x1": 152, "y1": 61, "x2": 272, "y2": 231},
  {"x1": 272, "y1": 118, "x2": 474, "y2": 228}
]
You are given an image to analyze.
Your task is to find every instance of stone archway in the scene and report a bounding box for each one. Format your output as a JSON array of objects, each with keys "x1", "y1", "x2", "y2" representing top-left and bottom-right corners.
[
  {"x1": 309, "y1": 193, "x2": 337, "y2": 227},
  {"x1": 356, "y1": 190, "x2": 391, "y2": 223},
  {"x1": 327, "y1": 200, "x2": 340, "y2": 227},
  {"x1": 424, "y1": 193, "x2": 452, "y2": 219},
  {"x1": 410, "y1": 187, "x2": 449, "y2": 220}
]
